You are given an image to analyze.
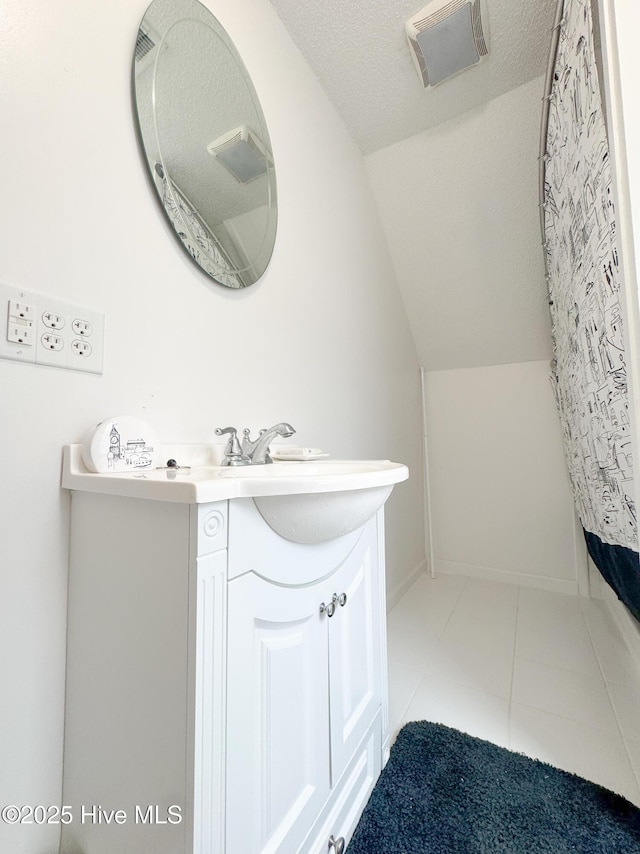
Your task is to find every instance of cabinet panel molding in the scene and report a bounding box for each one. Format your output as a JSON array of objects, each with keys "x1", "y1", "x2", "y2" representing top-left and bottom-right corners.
[
  {"x1": 227, "y1": 573, "x2": 331, "y2": 853},
  {"x1": 328, "y1": 523, "x2": 381, "y2": 785},
  {"x1": 193, "y1": 551, "x2": 227, "y2": 854},
  {"x1": 194, "y1": 501, "x2": 228, "y2": 557}
]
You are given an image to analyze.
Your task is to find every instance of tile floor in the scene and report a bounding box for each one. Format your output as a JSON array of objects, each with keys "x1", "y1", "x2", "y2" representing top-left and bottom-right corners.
[{"x1": 387, "y1": 572, "x2": 640, "y2": 806}]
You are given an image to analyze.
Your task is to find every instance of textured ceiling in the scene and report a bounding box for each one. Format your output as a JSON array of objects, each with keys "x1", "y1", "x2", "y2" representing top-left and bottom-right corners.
[{"x1": 268, "y1": 0, "x2": 559, "y2": 155}]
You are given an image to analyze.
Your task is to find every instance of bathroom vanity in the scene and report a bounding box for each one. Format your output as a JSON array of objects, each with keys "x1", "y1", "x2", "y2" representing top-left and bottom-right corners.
[{"x1": 60, "y1": 445, "x2": 408, "y2": 854}]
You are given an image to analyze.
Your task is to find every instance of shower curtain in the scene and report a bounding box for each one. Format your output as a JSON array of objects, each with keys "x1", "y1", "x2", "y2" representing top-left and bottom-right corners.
[{"x1": 541, "y1": 0, "x2": 640, "y2": 621}]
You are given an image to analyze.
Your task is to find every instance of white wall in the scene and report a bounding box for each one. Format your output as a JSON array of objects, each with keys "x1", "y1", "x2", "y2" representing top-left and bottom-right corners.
[
  {"x1": 0, "y1": 2, "x2": 424, "y2": 851},
  {"x1": 590, "y1": 1, "x2": 640, "y2": 660},
  {"x1": 363, "y1": 76, "x2": 581, "y2": 593},
  {"x1": 365, "y1": 76, "x2": 552, "y2": 371},
  {"x1": 604, "y1": 2, "x2": 640, "y2": 274},
  {"x1": 424, "y1": 361, "x2": 587, "y2": 594}
]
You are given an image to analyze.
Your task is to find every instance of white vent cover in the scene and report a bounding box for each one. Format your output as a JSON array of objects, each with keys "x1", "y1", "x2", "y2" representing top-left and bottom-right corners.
[
  {"x1": 406, "y1": 0, "x2": 489, "y2": 88},
  {"x1": 207, "y1": 126, "x2": 273, "y2": 184},
  {"x1": 134, "y1": 22, "x2": 165, "y2": 76}
]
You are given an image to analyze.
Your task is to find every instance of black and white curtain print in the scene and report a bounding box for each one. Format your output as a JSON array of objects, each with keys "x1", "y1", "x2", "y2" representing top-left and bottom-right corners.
[{"x1": 543, "y1": 0, "x2": 640, "y2": 619}]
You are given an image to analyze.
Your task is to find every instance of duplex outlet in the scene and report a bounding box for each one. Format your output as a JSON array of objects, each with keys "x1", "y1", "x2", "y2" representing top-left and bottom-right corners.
[
  {"x1": 7, "y1": 319, "x2": 35, "y2": 346},
  {"x1": 72, "y1": 319, "x2": 92, "y2": 336},
  {"x1": 42, "y1": 312, "x2": 65, "y2": 330},
  {"x1": 71, "y1": 339, "x2": 92, "y2": 357},
  {"x1": 41, "y1": 333, "x2": 64, "y2": 351},
  {"x1": 0, "y1": 283, "x2": 104, "y2": 374}
]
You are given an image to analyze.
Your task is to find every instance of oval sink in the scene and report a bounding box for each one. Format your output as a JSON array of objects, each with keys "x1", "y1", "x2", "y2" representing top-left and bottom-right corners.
[
  {"x1": 253, "y1": 484, "x2": 393, "y2": 544},
  {"x1": 220, "y1": 459, "x2": 407, "y2": 543}
]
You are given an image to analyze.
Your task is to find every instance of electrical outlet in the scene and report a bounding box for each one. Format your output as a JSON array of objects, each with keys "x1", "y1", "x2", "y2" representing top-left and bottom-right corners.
[
  {"x1": 7, "y1": 319, "x2": 35, "y2": 346},
  {"x1": 41, "y1": 333, "x2": 64, "y2": 351},
  {"x1": 0, "y1": 286, "x2": 36, "y2": 363},
  {"x1": 0, "y1": 282, "x2": 104, "y2": 373},
  {"x1": 71, "y1": 339, "x2": 92, "y2": 357},
  {"x1": 72, "y1": 318, "x2": 93, "y2": 336},
  {"x1": 9, "y1": 300, "x2": 36, "y2": 323},
  {"x1": 42, "y1": 311, "x2": 65, "y2": 330},
  {"x1": 39, "y1": 331, "x2": 65, "y2": 369}
]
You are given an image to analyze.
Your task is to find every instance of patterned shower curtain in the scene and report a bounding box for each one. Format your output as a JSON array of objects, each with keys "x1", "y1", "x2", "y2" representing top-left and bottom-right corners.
[{"x1": 542, "y1": 0, "x2": 640, "y2": 620}]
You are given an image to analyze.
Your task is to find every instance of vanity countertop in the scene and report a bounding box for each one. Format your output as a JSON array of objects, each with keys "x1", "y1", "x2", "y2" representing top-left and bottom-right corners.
[{"x1": 61, "y1": 445, "x2": 409, "y2": 504}]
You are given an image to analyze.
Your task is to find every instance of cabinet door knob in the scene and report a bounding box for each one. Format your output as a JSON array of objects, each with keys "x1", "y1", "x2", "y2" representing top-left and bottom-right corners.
[
  {"x1": 328, "y1": 835, "x2": 345, "y2": 854},
  {"x1": 320, "y1": 601, "x2": 336, "y2": 617},
  {"x1": 337, "y1": 592, "x2": 347, "y2": 607}
]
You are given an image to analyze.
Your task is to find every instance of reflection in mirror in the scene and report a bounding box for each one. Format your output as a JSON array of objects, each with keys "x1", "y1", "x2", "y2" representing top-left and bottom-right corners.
[{"x1": 133, "y1": 0, "x2": 277, "y2": 288}]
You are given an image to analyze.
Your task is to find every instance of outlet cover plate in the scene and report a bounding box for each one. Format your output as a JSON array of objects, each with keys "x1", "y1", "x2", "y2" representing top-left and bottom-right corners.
[{"x1": 0, "y1": 282, "x2": 104, "y2": 374}]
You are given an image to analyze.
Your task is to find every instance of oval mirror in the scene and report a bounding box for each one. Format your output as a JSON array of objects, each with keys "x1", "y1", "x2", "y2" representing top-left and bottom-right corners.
[{"x1": 133, "y1": 0, "x2": 277, "y2": 288}]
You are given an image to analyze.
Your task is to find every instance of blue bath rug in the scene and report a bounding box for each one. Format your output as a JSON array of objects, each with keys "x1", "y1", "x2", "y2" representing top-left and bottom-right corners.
[{"x1": 347, "y1": 721, "x2": 640, "y2": 853}]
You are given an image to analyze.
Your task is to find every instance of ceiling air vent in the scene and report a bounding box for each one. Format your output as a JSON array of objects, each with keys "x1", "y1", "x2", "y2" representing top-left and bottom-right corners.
[
  {"x1": 135, "y1": 29, "x2": 156, "y2": 62},
  {"x1": 406, "y1": 0, "x2": 489, "y2": 88},
  {"x1": 207, "y1": 126, "x2": 273, "y2": 184},
  {"x1": 134, "y1": 23, "x2": 165, "y2": 75}
]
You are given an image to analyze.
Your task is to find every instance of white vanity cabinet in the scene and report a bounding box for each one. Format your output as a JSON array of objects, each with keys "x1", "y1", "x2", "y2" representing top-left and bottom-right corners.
[
  {"x1": 61, "y1": 493, "x2": 229, "y2": 854},
  {"x1": 225, "y1": 499, "x2": 385, "y2": 854},
  {"x1": 61, "y1": 483, "x2": 391, "y2": 854}
]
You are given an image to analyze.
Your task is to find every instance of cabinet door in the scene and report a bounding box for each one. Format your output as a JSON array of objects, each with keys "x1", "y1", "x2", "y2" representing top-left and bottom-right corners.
[
  {"x1": 328, "y1": 521, "x2": 381, "y2": 785},
  {"x1": 226, "y1": 574, "x2": 331, "y2": 854}
]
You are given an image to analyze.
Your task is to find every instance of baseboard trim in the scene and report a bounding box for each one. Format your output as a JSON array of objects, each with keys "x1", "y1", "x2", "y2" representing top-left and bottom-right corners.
[
  {"x1": 434, "y1": 559, "x2": 580, "y2": 596},
  {"x1": 387, "y1": 559, "x2": 427, "y2": 612}
]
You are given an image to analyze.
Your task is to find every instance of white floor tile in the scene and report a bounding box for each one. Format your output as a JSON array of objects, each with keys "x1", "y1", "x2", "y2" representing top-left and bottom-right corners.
[
  {"x1": 581, "y1": 597, "x2": 640, "y2": 686},
  {"x1": 460, "y1": 577, "x2": 520, "y2": 609},
  {"x1": 518, "y1": 586, "x2": 584, "y2": 619},
  {"x1": 412, "y1": 571, "x2": 469, "y2": 601},
  {"x1": 626, "y1": 738, "x2": 640, "y2": 791},
  {"x1": 425, "y1": 637, "x2": 513, "y2": 698},
  {"x1": 387, "y1": 661, "x2": 422, "y2": 733},
  {"x1": 441, "y1": 606, "x2": 517, "y2": 656},
  {"x1": 389, "y1": 573, "x2": 466, "y2": 637},
  {"x1": 510, "y1": 702, "x2": 640, "y2": 806},
  {"x1": 516, "y1": 589, "x2": 600, "y2": 676},
  {"x1": 440, "y1": 582, "x2": 518, "y2": 656},
  {"x1": 446, "y1": 578, "x2": 519, "y2": 625},
  {"x1": 387, "y1": 622, "x2": 439, "y2": 671},
  {"x1": 403, "y1": 672, "x2": 510, "y2": 748},
  {"x1": 386, "y1": 572, "x2": 640, "y2": 806},
  {"x1": 512, "y1": 658, "x2": 618, "y2": 732},
  {"x1": 608, "y1": 679, "x2": 640, "y2": 742}
]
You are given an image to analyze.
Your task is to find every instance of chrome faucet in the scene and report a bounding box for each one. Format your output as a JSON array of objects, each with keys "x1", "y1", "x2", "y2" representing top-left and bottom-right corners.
[{"x1": 242, "y1": 422, "x2": 296, "y2": 464}]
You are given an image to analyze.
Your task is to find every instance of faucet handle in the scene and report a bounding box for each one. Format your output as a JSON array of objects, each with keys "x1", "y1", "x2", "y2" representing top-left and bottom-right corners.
[
  {"x1": 215, "y1": 425, "x2": 238, "y2": 442},
  {"x1": 242, "y1": 427, "x2": 266, "y2": 442},
  {"x1": 214, "y1": 427, "x2": 250, "y2": 466}
]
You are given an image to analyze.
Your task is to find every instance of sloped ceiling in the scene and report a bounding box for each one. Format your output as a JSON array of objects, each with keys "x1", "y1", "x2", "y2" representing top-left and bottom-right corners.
[{"x1": 268, "y1": 0, "x2": 558, "y2": 155}]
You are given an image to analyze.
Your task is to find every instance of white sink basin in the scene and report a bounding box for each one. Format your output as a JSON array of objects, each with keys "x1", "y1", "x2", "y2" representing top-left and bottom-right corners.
[
  {"x1": 253, "y1": 484, "x2": 394, "y2": 544},
  {"x1": 218, "y1": 460, "x2": 405, "y2": 542},
  {"x1": 62, "y1": 446, "x2": 409, "y2": 543}
]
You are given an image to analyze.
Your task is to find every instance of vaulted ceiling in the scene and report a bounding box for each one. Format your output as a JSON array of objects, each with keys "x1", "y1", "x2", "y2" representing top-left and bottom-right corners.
[{"x1": 268, "y1": 0, "x2": 558, "y2": 155}]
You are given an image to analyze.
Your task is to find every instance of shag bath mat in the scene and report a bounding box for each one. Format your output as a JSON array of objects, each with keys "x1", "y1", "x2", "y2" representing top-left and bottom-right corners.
[{"x1": 347, "y1": 721, "x2": 640, "y2": 853}]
